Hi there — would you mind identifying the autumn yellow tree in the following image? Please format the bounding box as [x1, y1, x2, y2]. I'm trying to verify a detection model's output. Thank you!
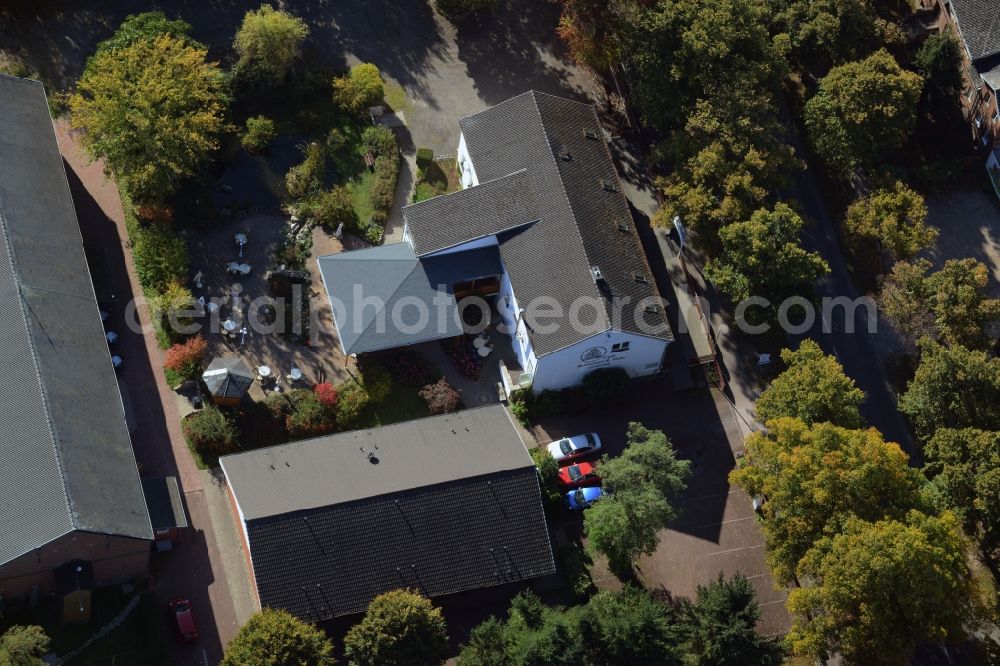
[730, 418, 924, 585]
[70, 34, 227, 205]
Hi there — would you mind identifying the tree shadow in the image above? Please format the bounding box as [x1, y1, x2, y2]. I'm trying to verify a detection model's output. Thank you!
[451, 0, 592, 106]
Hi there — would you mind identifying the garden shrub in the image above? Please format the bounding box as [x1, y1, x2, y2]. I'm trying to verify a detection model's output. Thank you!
[332, 63, 384, 114]
[150, 280, 197, 345]
[182, 405, 238, 462]
[582, 367, 630, 406]
[363, 125, 397, 157]
[530, 447, 562, 515]
[508, 387, 565, 426]
[419, 378, 462, 415]
[297, 186, 357, 229]
[131, 220, 189, 293]
[415, 147, 434, 167]
[335, 382, 370, 428]
[163, 334, 207, 385]
[325, 127, 346, 153]
[443, 337, 480, 380]
[241, 115, 276, 152]
[357, 356, 393, 404]
[285, 388, 336, 439]
[314, 383, 339, 406]
[285, 142, 326, 199]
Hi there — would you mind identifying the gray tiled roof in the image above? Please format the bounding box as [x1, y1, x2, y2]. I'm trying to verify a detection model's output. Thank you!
[458, 91, 671, 356]
[951, 0, 1000, 61]
[0, 75, 151, 565]
[202, 356, 254, 399]
[317, 242, 503, 355]
[403, 170, 538, 256]
[221, 406, 555, 619]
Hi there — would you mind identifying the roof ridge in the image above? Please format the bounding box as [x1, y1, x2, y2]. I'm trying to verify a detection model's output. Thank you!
[527, 94, 613, 335]
[402, 168, 530, 213]
[0, 197, 76, 527]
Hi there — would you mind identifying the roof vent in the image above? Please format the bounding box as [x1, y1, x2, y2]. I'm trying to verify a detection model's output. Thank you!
[617, 221, 630, 233]
[583, 128, 599, 140]
[633, 273, 648, 284]
[590, 265, 604, 283]
[600, 179, 618, 193]
[360, 445, 380, 464]
[644, 305, 661, 315]
[561, 152, 572, 161]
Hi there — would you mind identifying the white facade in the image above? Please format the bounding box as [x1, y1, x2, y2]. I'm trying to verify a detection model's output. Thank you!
[457, 133, 479, 189]
[530, 330, 668, 394]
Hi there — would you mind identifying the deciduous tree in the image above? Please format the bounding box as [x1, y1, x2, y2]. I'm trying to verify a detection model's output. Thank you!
[584, 484, 675, 574]
[804, 50, 922, 177]
[925, 428, 1000, 535]
[879, 259, 1000, 351]
[787, 511, 983, 665]
[705, 203, 829, 307]
[233, 4, 309, 87]
[842, 182, 936, 269]
[730, 418, 925, 584]
[344, 589, 449, 666]
[221, 608, 335, 666]
[597, 423, 690, 500]
[898, 340, 1000, 438]
[578, 587, 685, 666]
[333, 63, 384, 115]
[777, 0, 887, 72]
[71, 34, 227, 204]
[0, 625, 50, 666]
[914, 30, 965, 108]
[756, 339, 865, 428]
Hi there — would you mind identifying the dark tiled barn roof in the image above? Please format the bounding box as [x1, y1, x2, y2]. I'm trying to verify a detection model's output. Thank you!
[221, 406, 555, 619]
[0, 75, 151, 565]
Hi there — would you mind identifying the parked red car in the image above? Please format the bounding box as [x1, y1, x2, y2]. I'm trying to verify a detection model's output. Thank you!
[169, 599, 198, 644]
[557, 462, 601, 489]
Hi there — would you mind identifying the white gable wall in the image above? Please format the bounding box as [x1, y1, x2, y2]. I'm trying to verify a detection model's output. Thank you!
[530, 330, 668, 393]
[457, 133, 479, 188]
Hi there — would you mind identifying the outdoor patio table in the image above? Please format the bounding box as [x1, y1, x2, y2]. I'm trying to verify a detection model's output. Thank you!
[223, 319, 238, 332]
[206, 301, 220, 313]
[477, 345, 491, 358]
[226, 261, 240, 274]
[258, 366, 271, 378]
[289, 367, 303, 381]
[472, 337, 485, 349]
[237, 263, 251, 276]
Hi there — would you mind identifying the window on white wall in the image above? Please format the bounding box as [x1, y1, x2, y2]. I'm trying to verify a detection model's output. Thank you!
[611, 341, 630, 352]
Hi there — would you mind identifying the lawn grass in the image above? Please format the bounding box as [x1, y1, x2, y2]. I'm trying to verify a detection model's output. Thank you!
[66, 592, 171, 666]
[412, 158, 459, 203]
[348, 168, 377, 225]
[356, 383, 430, 428]
[383, 80, 413, 115]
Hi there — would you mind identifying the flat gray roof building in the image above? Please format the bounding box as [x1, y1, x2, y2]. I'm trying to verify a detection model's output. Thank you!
[221, 405, 555, 619]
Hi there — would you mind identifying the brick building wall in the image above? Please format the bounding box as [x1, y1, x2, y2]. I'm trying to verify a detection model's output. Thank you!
[0, 531, 150, 599]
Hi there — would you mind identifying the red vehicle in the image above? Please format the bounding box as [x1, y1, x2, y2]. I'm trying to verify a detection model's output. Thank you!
[169, 599, 198, 644]
[557, 462, 601, 489]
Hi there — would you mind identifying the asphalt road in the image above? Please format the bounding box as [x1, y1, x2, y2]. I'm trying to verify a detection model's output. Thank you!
[785, 128, 916, 458]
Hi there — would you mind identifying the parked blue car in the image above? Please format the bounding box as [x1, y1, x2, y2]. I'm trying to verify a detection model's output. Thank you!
[565, 486, 604, 510]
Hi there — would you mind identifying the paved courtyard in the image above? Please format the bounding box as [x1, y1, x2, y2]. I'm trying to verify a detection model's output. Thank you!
[532, 382, 791, 636]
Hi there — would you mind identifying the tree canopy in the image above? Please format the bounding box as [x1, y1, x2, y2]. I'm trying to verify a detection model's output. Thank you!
[684, 574, 784, 666]
[71, 33, 227, 205]
[92, 11, 198, 55]
[787, 511, 982, 665]
[924, 428, 1000, 535]
[878, 258, 1000, 351]
[233, 4, 309, 87]
[756, 339, 865, 428]
[898, 340, 1000, 438]
[730, 418, 925, 585]
[914, 30, 965, 109]
[220, 608, 335, 666]
[776, 0, 887, 73]
[842, 181, 936, 270]
[343, 589, 449, 666]
[0, 625, 49, 666]
[705, 203, 829, 306]
[333, 63, 385, 114]
[584, 423, 690, 572]
[804, 49, 922, 177]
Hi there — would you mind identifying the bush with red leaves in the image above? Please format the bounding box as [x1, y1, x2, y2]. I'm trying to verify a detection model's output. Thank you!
[418, 378, 462, 415]
[163, 335, 208, 383]
[314, 383, 339, 406]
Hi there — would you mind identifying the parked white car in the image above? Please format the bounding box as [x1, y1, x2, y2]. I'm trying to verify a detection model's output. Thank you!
[546, 433, 602, 463]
